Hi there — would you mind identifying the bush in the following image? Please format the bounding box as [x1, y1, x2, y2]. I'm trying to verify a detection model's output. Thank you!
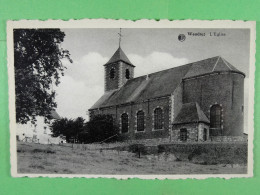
[33, 149, 44, 153]
[85, 114, 119, 143]
[50, 117, 86, 143]
[50, 114, 119, 144]
[157, 145, 166, 153]
[156, 143, 247, 165]
[32, 148, 56, 154]
[188, 148, 202, 161]
[128, 144, 147, 158]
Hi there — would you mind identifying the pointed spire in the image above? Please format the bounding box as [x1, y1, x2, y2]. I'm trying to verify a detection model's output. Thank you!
[104, 47, 135, 67]
[104, 29, 135, 67]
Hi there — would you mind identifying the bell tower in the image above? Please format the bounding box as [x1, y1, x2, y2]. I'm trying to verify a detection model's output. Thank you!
[104, 29, 135, 92]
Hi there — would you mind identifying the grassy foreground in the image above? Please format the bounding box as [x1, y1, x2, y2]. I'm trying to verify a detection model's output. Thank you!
[17, 142, 247, 175]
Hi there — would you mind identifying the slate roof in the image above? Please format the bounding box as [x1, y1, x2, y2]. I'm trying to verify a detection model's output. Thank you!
[173, 102, 210, 124]
[104, 47, 135, 66]
[90, 56, 245, 110]
[183, 56, 245, 79]
[50, 110, 61, 120]
[90, 64, 192, 109]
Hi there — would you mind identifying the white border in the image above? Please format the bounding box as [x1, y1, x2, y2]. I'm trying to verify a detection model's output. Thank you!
[7, 19, 256, 179]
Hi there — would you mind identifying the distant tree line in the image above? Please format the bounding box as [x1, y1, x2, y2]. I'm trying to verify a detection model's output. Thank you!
[50, 114, 119, 143]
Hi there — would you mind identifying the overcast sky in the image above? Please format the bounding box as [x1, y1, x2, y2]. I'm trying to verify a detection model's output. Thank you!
[55, 28, 250, 129]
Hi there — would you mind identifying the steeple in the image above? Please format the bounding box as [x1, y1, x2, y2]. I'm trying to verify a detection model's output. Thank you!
[103, 29, 135, 92]
[104, 47, 135, 67]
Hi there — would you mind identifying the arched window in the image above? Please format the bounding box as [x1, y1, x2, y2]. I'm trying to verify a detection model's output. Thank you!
[125, 69, 130, 79]
[137, 110, 145, 131]
[203, 128, 207, 141]
[210, 104, 222, 136]
[180, 128, 187, 141]
[121, 113, 128, 133]
[154, 107, 163, 130]
[110, 68, 115, 79]
[210, 105, 222, 129]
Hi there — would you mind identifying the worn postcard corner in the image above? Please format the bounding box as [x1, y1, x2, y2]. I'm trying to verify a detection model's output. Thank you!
[7, 19, 255, 179]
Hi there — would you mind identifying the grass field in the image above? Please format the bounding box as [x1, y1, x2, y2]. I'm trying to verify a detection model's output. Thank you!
[17, 142, 247, 175]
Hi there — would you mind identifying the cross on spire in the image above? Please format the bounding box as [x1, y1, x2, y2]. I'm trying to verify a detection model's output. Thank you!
[118, 28, 123, 47]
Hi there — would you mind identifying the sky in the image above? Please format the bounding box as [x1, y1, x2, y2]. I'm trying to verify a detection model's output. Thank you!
[55, 28, 250, 129]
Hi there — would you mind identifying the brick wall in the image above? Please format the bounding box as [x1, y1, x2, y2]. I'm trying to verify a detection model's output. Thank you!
[183, 72, 244, 136]
[119, 61, 134, 87]
[172, 84, 183, 122]
[104, 63, 120, 92]
[172, 123, 199, 142]
[104, 61, 134, 92]
[90, 97, 170, 140]
[198, 123, 210, 141]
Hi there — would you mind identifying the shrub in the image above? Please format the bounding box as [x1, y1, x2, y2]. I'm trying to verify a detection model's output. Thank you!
[128, 144, 147, 158]
[156, 143, 247, 165]
[188, 148, 202, 161]
[32, 148, 55, 154]
[46, 150, 55, 154]
[50, 117, 86, 143]
[157, 145, 166, 153]
[33, 149, 44, 153]
[85, 114, 119, 143]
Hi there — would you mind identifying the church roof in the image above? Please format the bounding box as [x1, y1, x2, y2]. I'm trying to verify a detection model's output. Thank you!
[104, 47, 134, 66]
[90, 56, 245, 110]
[50, 110, 61, 120]
[173, 102, 210, 125]
[90, 64, 192, 109]
[183, 56, 245, 79]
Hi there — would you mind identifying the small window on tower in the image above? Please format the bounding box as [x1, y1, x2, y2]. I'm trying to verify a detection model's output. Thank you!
[110, 68, 115, 79]
[125, 69, 130, 79]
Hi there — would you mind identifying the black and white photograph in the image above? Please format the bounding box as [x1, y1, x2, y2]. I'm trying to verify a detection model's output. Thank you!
[7, 20, 255, 179]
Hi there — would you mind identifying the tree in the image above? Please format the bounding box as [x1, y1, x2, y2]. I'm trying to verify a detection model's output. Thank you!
[50, 115, 119, 144]
[86, 114, 119, 143]
[50, 117, 86, 143]
[14, 29, 72, 124]
[50, 118, 69, 138]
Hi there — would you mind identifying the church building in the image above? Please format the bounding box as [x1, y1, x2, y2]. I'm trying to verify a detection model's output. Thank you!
[89, 46, 245, 142]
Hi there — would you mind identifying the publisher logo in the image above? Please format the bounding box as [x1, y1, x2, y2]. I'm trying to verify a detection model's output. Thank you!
[178, 34, 186, 42]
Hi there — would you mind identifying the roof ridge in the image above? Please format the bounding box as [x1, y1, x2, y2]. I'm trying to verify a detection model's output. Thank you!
[128, 56, 222, 80]
[195, 102, 200, 121]
[131, 63, 193, 81]
[125, 56, 222, 81]
[221, 57, 232, 70]
[212, 56, 221, 72]
[104, 88, 119, 94]
[195, 102, 210, 123]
